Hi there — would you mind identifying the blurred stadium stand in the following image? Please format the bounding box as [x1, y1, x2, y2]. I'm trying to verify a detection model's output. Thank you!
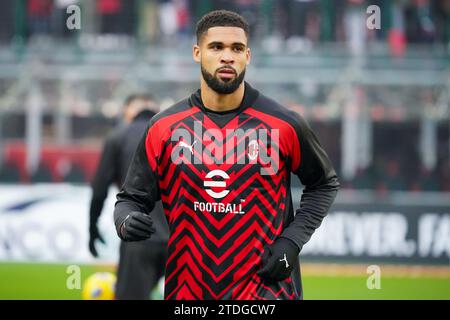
[0, 0, 448, 193]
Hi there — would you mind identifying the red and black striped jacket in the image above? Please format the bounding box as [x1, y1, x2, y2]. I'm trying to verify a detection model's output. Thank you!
[114, 82, 339, 300]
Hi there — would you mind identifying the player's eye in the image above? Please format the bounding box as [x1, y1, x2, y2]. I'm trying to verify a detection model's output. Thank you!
[211, 44, 223, 51]
[233, 46, 244, 52]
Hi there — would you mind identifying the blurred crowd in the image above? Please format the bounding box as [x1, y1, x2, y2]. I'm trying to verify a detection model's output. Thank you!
[1, 113, 449, 193]
[0, 0, 448, 52]
[287, 120, 450, 193]
[0, 0, 448, 193]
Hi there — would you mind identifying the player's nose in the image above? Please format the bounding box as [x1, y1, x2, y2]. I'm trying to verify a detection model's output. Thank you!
[220, 51, 234, 64]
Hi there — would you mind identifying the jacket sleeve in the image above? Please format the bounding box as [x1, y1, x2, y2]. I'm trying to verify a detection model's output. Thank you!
[113, 124, 160, 236]
[280, 114, 340, 251]
[89, 133, 118, 229]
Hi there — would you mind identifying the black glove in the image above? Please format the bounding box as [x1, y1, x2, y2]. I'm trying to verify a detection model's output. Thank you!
[119, 211, 155, 241]
[257, 237, 300, 282]
[88, 224, 105, 258]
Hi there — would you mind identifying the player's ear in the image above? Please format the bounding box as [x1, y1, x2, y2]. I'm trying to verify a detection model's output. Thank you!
[193, 44, 201, 64]
[246, 47, 251, 65]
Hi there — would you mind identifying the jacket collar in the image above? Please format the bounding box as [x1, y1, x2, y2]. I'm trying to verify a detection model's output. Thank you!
[189, 81, 259, 114]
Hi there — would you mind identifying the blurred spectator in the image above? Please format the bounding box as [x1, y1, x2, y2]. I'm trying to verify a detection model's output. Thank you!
[352, 166, 375, 190]
[158, 0, 178, 42]
[175, 0, 191, 36]
[274, 0, 319, 41]
[157, 0, 192, 42]
[88, 93, 169, 300]
[388, 0, 407, 57]
[97, 0, 135, 34]
[137, 0, 161, 43]
[439, 163, 450, 192]
[0, 0, 15, 42]
[27, 0, 53, 36]
[405, 0, 436, 43]
[381, 159, 408, 191]
[234, 0, 259, 37]
[344, 0, 367, 56]
[411, 166, 440, 192]
[51, 0, 80, 39]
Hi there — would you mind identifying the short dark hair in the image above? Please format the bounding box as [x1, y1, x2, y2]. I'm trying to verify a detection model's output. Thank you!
[196, 10, 250, 44]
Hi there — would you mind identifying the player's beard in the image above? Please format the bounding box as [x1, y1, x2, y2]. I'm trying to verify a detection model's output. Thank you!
[201, 65, 246, 94]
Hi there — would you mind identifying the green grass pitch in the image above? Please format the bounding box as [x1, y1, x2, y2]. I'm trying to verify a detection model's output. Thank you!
[302, 275, 450, 300]
[0, 263, 449, 300]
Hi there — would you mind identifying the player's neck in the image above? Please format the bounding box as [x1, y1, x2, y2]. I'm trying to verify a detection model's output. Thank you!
[200, 80, 245, 112]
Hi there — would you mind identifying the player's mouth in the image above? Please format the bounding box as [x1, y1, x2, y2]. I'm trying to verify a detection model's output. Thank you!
[217, 67, 236, 80]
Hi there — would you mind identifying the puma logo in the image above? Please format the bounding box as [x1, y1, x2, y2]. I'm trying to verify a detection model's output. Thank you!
[178, 140, 197, 155]
[279, 254, 289, 269]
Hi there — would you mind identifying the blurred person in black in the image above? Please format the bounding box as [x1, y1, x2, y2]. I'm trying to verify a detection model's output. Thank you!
[89, 94, 169, 300]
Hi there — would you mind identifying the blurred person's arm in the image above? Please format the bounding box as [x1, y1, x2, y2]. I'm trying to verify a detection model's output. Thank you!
[114, 126, 160, 241]
[89, 133, 119, 255]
